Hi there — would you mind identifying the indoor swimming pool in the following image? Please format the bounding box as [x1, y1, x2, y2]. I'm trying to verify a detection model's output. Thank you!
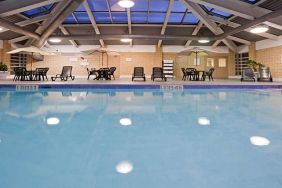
[0, 88, 282, 188]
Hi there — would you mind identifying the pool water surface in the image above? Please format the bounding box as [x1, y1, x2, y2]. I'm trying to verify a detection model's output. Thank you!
[0, 89, 282, 188]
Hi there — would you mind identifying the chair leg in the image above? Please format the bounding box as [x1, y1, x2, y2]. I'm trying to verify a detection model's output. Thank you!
[88, 74, 90, 80]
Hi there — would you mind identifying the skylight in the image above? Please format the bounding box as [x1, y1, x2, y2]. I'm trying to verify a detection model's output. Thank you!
[240, 0, 261, 4]
[202, 5, 233, 18]
[22, 4, 54, 17]
[62, 0, 201, 25]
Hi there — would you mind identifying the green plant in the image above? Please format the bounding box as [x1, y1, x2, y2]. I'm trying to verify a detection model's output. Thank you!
[246, 60, 263, 72]
[0, 62, 8, 71]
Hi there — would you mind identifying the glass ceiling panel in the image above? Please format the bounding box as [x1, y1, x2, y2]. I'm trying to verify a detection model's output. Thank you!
[22, 4, 54, 17]
[76, 4, 86, 11]
[183, 13, 199, 24]
[171, 1, 187, 12]
[94, 13, 112, 23]
[74, 12, 90, 23]
[131, 0, 149, 11]
[202, 5, 233, 18]
[131, 13, 148, 23]
[148, 13, 166, 23]
[150, 0, 169, 12]
[168, 13, 185, 23]
[63, 16, 77, 24]
[89, 0, 108, 11]
[112, 12, 128, 23]
[109, 0, 126, 11]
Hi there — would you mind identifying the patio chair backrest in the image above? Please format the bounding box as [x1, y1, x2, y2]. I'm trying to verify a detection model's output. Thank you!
[61, 66, 72, 76]
[259, 67, 271, 78]
[134, 67, 144, 76]
[186, 68, 196, 74]
[109, 67, 116, 74]
[14, 67, 26, 76]
[43, 68, 49, 75]
[207, 68, 215, 76]
[152, 67, 163, 77]
[181, 68, 187, 76]
[243, 68, 255, 78]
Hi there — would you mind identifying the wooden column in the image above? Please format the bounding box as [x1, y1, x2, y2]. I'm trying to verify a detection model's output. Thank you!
[1, 40, 11, 68]
[228, 49, 236, 76]
[249, 42, 256, 61]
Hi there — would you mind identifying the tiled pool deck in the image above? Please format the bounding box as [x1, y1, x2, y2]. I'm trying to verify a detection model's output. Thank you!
[0, 78, 282, 89]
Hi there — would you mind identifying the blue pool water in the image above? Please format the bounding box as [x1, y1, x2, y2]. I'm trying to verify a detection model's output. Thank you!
[0, 89, 282, 188]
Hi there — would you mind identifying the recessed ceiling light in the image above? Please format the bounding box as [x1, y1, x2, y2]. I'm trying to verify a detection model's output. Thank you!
[119, 118, 132, 126]
[250, 136, 270, 146]
[250, 25, 269, 34]
[120, 38, 132, 43]
[118, 0, 135, 8]
[0, 27, 3, 31]
[198, 39, 210, 44]
[46, 117, 60, 125]
[198, 117, 210, 125]
[116, 161, 133, 174]
[49, 38, 62, 43]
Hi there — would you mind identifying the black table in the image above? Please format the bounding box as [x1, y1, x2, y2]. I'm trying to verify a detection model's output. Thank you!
[194, 70, 206, 81]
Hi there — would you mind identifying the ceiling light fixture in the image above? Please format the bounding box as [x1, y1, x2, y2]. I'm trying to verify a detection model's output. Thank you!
[0, 27, 3, 32]
[198, 39, 210, 44]
[118, 0, 135, 8]
[120, 38, 132, 43]
[250, 25, 269, 34]
[49, 38, 62, 43]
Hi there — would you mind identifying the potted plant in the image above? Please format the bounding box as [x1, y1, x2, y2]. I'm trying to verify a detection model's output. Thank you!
[246, 60, 263, 72]
[0, 62, 9, 80]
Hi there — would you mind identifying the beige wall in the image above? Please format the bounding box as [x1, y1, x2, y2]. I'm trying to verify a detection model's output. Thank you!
[1, 42, 281, 79]
[29, 50, 229, 79]
[256, 45, 282, 78]
[174, 53, 229, 79]
[31, 52, 161, 77]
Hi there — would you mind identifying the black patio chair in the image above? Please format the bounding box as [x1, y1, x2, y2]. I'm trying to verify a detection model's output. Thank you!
[33, 68, 49, 81]
[181, 68, 188, 81]
[108, 67, 116, 80]
[13, 67, 27, 81]
[151, 67, 167, 81]
[42, 68, 49, 81]
[51, 66, 75, 81]
[87, 68, 98, 80]
[132, 67, 146, 81]
[186, 68, 197, 80]
[241, 68, 256, 82]
[202, 68, 215, 81]
[258, 67, 273, 82]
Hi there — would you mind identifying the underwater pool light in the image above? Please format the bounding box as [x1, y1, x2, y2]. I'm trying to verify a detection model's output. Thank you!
[116, 161, 133, 174]
[120, 118, 132, 126]
[46, 117, 60, 125]
[198, 117, 210, 125]
[250, 136, 270, 146]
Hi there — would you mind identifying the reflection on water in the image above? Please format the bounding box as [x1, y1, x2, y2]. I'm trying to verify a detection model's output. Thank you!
[0, 89, 282, 188]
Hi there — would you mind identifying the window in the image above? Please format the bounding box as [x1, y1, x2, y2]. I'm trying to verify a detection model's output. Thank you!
[207, 58, 215, 67]
[235, 53, 249, 75]
[218, 58, 227, 67]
